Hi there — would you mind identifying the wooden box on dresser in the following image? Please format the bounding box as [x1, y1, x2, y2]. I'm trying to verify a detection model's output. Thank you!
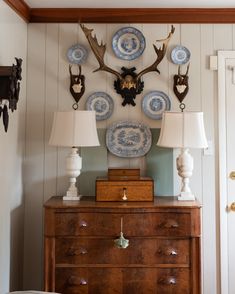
[44, 196, 201, 294]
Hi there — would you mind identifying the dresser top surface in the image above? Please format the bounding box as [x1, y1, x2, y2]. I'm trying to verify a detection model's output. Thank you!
[44, 196, 201, 209]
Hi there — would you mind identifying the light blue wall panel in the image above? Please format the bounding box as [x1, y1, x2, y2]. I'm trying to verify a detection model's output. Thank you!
[146, 129, 174, 196]
[80, 128, 173, 196]
[80, 129, 108, 196]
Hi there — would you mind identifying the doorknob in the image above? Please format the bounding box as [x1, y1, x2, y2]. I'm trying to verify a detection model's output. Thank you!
[228, 202, 235, 212]
[229, 171, 235, 180]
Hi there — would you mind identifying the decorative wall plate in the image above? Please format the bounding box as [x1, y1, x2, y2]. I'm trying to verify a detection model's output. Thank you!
[171, 46, 191, 65]
[67, 44, 88, 64]
[106, 121, 152, 158]
[112, 27, 146, 60]
[86, 92, 114, 121]
[142, 91, 171, 120]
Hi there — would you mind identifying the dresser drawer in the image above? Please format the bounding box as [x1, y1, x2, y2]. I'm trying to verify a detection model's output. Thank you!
[55, 267, 190, 294]
[55, 237, 190, 265]
[156, 268, 190, 294]
[54, 212, 191, 237]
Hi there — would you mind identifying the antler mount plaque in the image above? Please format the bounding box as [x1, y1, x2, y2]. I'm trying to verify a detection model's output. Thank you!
[81, 24, 175, 107]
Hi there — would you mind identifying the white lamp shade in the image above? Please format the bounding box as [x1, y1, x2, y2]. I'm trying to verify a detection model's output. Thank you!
[157, 111, 208, 149]
[49, 110, 100, 147]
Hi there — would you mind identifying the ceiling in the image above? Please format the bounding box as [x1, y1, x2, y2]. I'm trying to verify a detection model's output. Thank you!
[24, 0, 235, 8]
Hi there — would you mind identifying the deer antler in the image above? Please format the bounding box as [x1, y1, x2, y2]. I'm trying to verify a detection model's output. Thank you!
[80, 24, 122, 80]
[136, 25, 175, 81]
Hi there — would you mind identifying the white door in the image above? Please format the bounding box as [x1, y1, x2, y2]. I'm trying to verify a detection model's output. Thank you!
[218, 51, 235, 294]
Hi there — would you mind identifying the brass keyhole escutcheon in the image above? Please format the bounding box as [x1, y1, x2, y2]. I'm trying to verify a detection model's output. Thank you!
[122, 188, 127, 201]
[229, 171, 235, 180]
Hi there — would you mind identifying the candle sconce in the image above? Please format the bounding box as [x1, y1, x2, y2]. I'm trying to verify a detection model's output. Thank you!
[0, 57, 22, 132]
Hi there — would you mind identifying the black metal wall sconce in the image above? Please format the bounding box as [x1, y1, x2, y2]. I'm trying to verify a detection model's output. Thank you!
[0, 57, 22, 132]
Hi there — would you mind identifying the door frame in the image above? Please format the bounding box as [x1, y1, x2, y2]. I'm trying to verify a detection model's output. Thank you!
[218, 50, 235, 294]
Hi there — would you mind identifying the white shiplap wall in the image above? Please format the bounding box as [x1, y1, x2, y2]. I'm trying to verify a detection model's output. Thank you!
[0, 2, 27, 293]
[24, 23, 233, 293]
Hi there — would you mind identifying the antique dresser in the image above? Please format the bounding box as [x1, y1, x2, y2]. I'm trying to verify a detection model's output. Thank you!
[44, 196, 201, 294]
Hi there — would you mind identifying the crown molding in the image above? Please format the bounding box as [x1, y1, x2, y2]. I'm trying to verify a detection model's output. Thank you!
[3, 4, 235, 24]
[4, 0, 30, 22]
[29, 8, 235, 23]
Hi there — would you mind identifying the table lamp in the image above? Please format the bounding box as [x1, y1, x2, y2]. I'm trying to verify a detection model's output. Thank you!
[157, 111, 208, 200]
[49, 110, 100, 201]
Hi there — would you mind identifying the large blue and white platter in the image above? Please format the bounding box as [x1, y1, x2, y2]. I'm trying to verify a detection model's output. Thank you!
[86, 92, 114, 121]
[112, 27, 146, 60]
[142, 91, 171, 120]
[106, 121, 152, 158]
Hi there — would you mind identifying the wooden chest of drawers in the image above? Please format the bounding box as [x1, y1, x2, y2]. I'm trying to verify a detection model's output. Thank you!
[44, 196, 201, 294]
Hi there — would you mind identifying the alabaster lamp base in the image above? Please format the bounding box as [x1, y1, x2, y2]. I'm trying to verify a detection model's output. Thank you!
[176, 148, 195, 201]
[178, 192, 195, 201]
[62, 147, 82, 201]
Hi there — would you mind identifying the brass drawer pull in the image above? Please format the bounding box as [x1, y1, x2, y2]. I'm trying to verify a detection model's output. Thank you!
[67, 276, 87, 286]
[170, 249, 178, 256]
[79, 220, 88, 228]
[158, 277, 177, 285]
[79, 248, 88, 255]
[80, 278, 87, 285]
[160, 219, 179, 229]
[157, 248, 178, 256]
[67, 247, 88, 256]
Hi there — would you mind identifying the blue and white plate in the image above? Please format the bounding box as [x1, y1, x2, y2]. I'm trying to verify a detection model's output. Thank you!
[106, 121, 152, 158]
[142, 91, 171, 120]
[171, 46, 190, 65]
[67, 44, 88, 64]
[86, 92, 114, 121]
[112, 27, 146, 60]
